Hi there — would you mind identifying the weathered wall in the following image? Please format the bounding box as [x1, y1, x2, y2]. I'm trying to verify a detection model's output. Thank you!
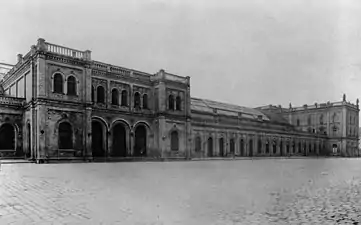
[45, 107, 85, 158]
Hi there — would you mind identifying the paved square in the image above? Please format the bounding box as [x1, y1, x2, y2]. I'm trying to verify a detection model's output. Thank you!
[1, 159, 361, 224]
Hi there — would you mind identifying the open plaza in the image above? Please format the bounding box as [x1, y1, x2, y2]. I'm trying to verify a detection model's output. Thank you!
[1, 158, 361, 224]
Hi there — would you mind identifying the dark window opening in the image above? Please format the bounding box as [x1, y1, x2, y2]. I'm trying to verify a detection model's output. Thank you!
[58, 122, 73, 149]
[134, 92, 141, 109]
[96, 86, 105, 103]
[143, 94, 148, 109]
[121, 90, 128, 106]
[67, 76, 77, 96]
[111, 89, 119, 105]
[169, 95, 174, 110]
[54, 73, 63, 94]
[176, 96, 181, 111]
[171, 131, 179, 151]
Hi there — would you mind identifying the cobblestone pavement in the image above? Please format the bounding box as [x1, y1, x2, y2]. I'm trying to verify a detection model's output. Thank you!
[1, 159, 361, 224]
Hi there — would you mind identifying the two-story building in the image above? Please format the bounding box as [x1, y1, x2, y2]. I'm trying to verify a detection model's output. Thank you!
[0, 38, 358, 163]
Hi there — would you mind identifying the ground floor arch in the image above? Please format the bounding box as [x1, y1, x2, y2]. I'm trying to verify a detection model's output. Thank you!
[0, 123, 15, 150]
[112, 123, 127, 157]
[134, 125, 147, 156]
[219, 138, 224, 157]
[92, 120, 106, 157]
[208, 137, 213, 157]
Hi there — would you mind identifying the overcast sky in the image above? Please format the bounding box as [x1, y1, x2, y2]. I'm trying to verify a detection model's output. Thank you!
[1, 0, 361, 108]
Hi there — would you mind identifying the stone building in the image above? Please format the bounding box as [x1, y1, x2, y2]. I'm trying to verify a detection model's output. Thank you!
[0, 38, 358, 162]
[257, 96, 360, 157]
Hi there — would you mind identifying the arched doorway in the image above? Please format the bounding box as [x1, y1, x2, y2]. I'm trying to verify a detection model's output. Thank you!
[27, 123, 31, 158]
[92, 121, 105, 157]
[219, 138, 224, 157]
[332, 144, 338, 155]
[240, 139, 244, 156]
[265, 141, 269, 154]
[207, 137, 213, 157]
[170, 131, 179, 152]
[272, 141, 277, 154]
[134, 125, 147, 156]
[249, 139, 253, 157]
[58, 122, 73, 149]
[112, 124, 127, 157]
[230, 138, 235, 155]
[0, 124, 15, 150]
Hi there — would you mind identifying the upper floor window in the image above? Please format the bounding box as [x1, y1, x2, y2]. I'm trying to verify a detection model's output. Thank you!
[121, 90, 128, 106]
[111, 89, 119, 105]
[91, 86, 94, 102]
[134, 92, 141, 109]
[143, 94, 148, 109]
[176, 96, 181, 111]
[54, 73, 63, 94]
[168, 94, 174, 110]
[97, 86, 105, 103]
[296, 119, 300, 126]
[67, 76, 77, 96]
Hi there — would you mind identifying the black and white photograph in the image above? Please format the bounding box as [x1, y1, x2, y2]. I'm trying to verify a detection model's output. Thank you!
[1, 0, 361, 224]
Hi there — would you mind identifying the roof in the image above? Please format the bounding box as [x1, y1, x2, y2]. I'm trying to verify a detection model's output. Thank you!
[191, 97, 270, 121]
[259, 110, 292, 126]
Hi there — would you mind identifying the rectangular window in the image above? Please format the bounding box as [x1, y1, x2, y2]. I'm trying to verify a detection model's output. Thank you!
[9, 84, 16, 97]
[17, 76, 25, 98]
[25, 72, 32, 101]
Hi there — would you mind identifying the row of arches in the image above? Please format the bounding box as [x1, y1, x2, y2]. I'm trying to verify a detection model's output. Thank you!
[91, 119, 149, 157]
[193, 135, 323, 157]
[53, 73, 77, 95]
[92, 86, 149, 109]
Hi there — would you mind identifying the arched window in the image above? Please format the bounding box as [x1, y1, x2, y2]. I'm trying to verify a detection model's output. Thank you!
[91, 86, 95, 102]
[121, 90, 128, 106]
[67, 76, 77, 96]
[134, 92, 141, 109]
[96, 86, 105, 103]
[111, 89, 119, 105]
[53, 73, 63, 94]
[195, 136, 201, 152]
[171, 131, 179, 151]
[176, 96, 181, 111]
[169, 95, 174, 110]
[58, 122, 73, 149]
[143, 94, 148, 109]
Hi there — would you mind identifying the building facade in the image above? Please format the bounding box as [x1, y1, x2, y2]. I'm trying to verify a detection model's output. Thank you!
[0, 38, 358, 163]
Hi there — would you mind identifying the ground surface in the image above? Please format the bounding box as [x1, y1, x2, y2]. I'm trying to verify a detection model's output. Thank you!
[1, 158, 361, 225]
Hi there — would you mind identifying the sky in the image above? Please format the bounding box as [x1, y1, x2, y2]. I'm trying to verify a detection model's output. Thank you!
[1, 0, 361, 108]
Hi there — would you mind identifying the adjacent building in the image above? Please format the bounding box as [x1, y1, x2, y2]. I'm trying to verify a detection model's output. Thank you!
[0, 38, 358, 163]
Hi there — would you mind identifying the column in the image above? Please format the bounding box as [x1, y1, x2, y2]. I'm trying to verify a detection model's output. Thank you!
[84, 107, 92, 160]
